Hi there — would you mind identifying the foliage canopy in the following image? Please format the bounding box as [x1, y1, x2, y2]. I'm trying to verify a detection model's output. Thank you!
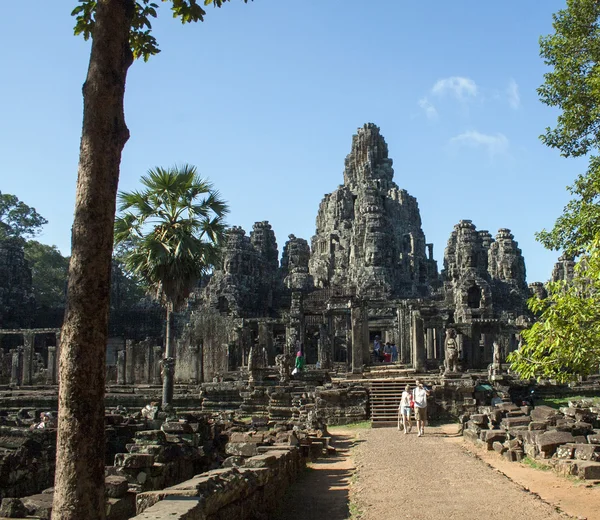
[0, 192, 48, 241]
[114, 164, 228, 310]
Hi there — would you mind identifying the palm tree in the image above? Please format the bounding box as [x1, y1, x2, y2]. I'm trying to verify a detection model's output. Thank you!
[114, 164, 228, 406]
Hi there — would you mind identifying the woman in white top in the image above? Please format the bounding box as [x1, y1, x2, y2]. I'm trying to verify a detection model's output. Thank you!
[398, 384, 412, 433]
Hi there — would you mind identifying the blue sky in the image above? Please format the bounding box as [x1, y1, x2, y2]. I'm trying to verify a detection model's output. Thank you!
[0, 1, 584, 283]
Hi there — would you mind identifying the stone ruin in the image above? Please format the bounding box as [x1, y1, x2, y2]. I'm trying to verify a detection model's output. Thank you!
[2, 123, 599, 519]
[463, 396, 600, 480]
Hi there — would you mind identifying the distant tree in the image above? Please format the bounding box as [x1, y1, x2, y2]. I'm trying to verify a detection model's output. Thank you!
[509, 0, 600, 381]
[0, 192, 47, 241]
[114, 165, 227, 407]
[56, 2, 251, 519]
[24, 241, 69, 309]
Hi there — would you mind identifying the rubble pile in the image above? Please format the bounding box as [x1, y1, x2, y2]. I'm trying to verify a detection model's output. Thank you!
[463, 398, 600, 480]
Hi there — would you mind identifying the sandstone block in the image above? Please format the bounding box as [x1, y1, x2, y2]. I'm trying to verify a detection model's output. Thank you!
[225, 442, 259, 457]
[574, 460, 600, 479]
[106, 475, 129, 498]
[134, 430, 167, 445]
[537, 431, 576, 458]
[501, 416, 531, 429]
[161, 421, 194, 434]
[114, 453, 155, 469]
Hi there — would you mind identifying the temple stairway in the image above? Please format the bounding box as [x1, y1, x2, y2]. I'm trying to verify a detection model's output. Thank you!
[368, 376, 417, 427]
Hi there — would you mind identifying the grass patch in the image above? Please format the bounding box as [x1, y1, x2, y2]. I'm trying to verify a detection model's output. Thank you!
[521, 456, 552, 471]
[349, 500, 363, 519]
[329, 421, 371, 430]
[537, 396, 600, 409]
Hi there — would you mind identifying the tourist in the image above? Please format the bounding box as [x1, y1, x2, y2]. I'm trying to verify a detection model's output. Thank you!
[383, 342, 392, 363]
[412, 379, 431, 437]
[398, 384, 412, 433]
[294, 349, 305, 376]
[391, 342, 398, 363]
[373, 335, 382, 362]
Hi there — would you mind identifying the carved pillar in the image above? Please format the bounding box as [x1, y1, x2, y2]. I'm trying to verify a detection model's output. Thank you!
[10, 348, 20, 386]
[411, 311, 425, 372]
[153, 346, 162, 384]
[198, 343, 204, 383]
[125, 339, 134, 385]
[189, 345, 199, 384]
[426, 328, 435, 360]
[47, 346, 57, 385]
[362, 306, 370, 365]
[145, 344, 152, 383]
[22, 333, 34, 386]
[398, 305, 411, 364]
[317, 322, 332, 369]
[351, 304, 364, 373]
[116, 350, 126, 384]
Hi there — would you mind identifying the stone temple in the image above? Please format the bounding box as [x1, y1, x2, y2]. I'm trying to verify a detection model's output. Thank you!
[0, 123, 548, 389]
[165, 122, 537, 383]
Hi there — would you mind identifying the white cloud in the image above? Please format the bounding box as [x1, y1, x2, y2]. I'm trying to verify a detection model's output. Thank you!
[448, 131, 509, 157]
[418, 97, 438, 120]
[431, 76, 478, 100]
[506, 78, 520, 109]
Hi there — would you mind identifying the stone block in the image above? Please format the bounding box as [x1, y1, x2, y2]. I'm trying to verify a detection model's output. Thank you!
[588, 432, 600, 444]
[225, 442, 259, 457]
[574, 461, 600, 480]
[492, 441, 506, 454]
[572, 443, 600, 461]
[470, 414, 488, 426]
[244, 453, 279, 469]
[222, 456, 245, 468]
[106, 492, 136, 520]
[0, 498, 27, 518]
[106, 475, 129, 498]
[536, 431, 576, 458]
[528, 421, 547, 431]
[136, 489, 199, 514]
[495, 403, 520, 412]
[530, 405, 561, 424]
[501, 416, 531, 429]
[114, 453, 155, 469]
[134, 430, 167, 445]
[503, 449, 524, 462]
[556, 444, 575, 459]
[161, 421, 194, 434]
[133, 497, 205, 520]
[572, 421, 594, 437]
[463, 429, 479, 444]
[506, 411, 526, 418]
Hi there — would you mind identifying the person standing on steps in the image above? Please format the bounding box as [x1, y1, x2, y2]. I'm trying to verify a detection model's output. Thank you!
[398, 384, 412, 433]
[413, 379, 430, 437]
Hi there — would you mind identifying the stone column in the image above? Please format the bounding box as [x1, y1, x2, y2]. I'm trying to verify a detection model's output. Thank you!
[189, 345, 199, 384]
[153, 346, 162, 384]
[116, 350, 126, 384]
[198, 343, 204, 383]
[22, 333, 34, 386]
[125, 340, 134, 385]
[426, 328, 435, 360]
[457, 333, 465, 367]
[145, 344, 152, 383]
[10, 348, 20, 386]
[398, 305, 411, 364]
[55, 331, 61, 369]
[47, 346, 57, 385]
[362, 307, 370, 365]
[351, 305, 364, 373]
[411, 311, 425, 372]
[317, 322, 332, 369]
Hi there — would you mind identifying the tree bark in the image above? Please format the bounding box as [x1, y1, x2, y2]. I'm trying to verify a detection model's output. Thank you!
[53, 1, 133, 519]
[162, 304, 175, 407]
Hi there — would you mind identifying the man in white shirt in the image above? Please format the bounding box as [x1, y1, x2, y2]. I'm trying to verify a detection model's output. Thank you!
[412, 379, 431, 437]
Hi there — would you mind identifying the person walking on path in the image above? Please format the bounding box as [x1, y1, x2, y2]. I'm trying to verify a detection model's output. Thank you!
[412, 379, 430, 437]
[398, 384, 412, 433]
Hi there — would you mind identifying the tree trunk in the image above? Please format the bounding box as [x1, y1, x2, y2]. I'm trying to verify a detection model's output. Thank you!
[162, 304, 175, 407]
[53, 2, 133, 519]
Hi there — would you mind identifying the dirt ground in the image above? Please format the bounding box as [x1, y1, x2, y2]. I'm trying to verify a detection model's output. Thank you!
[275, 424, 600, 520]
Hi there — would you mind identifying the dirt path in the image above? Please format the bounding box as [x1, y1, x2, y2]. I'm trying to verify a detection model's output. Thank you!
[274, 430, 356, 520]
[276, 425, 599, 520]
[352, 426, 569, 520]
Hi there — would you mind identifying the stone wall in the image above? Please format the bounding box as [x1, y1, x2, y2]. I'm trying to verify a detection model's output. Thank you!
[133, 447, 305, 520]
